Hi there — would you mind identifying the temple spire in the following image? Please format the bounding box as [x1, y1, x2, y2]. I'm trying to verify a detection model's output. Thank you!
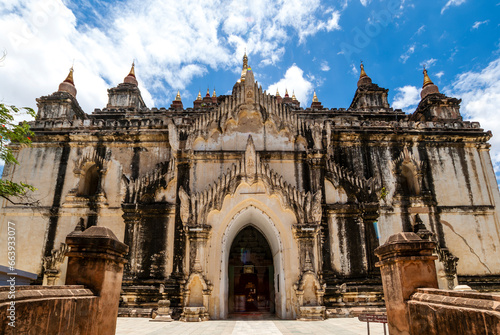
[311, 90, 323, 109]
[292, 90, 297, 101]
[206, 87, 210, 97]
[64, 66, 74, 85]
[359, 62, 367, 79]
[243, 51, 248, 70]
[240, 51, 249, 82]
[211, 88, 217, 103]
[196, 90, 202, 100]
[124, 61, 138, 85]
[58, 66, 77, 97]
[357, 61, 372, 87]
[128, 61, 136, 78]
[420, 67, 440, 99]
[276, 88, 280, 97]
[175, 90, 182, 101]
[423, 67, 434, 87]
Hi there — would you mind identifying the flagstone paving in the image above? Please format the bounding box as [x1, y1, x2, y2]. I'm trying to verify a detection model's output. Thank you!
[116, 317, 387, 335]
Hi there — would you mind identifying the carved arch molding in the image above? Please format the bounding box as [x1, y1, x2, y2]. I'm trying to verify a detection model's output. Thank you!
[64, 147, 110, 206]
[179, 135, 322, 227]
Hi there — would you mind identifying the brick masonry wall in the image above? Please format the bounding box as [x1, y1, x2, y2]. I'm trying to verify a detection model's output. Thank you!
[0, 285, 98, 335]
[408, 288, 500, 335]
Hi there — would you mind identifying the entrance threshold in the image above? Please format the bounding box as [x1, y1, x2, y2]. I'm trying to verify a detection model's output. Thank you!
[227, 312, 277, 320]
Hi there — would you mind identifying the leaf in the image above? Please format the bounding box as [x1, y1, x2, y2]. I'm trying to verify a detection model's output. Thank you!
[0, 104, 36, 200]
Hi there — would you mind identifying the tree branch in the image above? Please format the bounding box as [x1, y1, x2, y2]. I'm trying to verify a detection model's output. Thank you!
[1, 194, 40, 207]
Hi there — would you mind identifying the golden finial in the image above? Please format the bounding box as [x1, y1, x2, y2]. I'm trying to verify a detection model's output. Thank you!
[312, 90, 319, 103]
[276, 88, 280, 97]
[423, 67, 434, 87]
[359, 61, 367, 79]
[128, 61, 136, 78]
[64, 66, 74, 85]
[206, 87, 210, 97]
[175, 90, 181, 101]
[196, 90, 202, 100]
[243, 50, 248, 69]
[240, 50, 249, 82]
[292, 90, 297, 101]
[285, 88, 289, 97]
[212, 88, 216, 98]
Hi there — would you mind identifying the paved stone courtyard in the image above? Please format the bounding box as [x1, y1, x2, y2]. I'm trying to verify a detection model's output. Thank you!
[115, 317, 386, 335]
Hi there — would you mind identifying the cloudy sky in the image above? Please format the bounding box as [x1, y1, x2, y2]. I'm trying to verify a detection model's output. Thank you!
[1, 0, 500, 180]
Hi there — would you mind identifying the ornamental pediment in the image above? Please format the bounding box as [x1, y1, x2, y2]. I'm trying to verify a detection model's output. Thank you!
[179, 135, 321, 226]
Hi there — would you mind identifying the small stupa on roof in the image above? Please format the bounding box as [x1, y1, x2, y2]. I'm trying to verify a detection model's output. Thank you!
[58, 67, 77, 97]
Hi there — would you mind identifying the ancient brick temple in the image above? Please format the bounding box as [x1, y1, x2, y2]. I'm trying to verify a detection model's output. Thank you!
[1, 54, 500, 320]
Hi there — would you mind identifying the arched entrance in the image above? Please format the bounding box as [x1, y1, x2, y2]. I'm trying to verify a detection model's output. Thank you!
[228, 226, 274, 317]
[218, 204, 288, 319]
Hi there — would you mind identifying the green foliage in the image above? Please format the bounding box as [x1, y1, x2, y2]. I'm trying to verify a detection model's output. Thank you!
[0, 103, 37, 199]
[380, 186, 388, 200]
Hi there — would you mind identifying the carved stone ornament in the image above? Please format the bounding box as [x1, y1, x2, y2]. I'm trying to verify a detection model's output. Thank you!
[244, 135, 257, 176]
[167, 119, 179, 151]
[151, 299, 173, 322]
[391, 146, 423, 173]
[42, 242, 70, 285]
[73, 147, 108, 175]
[122, 156, 176, 204]
[310, 191, 322, 223]
[180, 273, 213, 322]
[310, 122, 323, 150]
[437, 247, 459, 290]
[325, 158, 379, 197]
[179, 186, 190, 225]
[293, 271, 326, 320]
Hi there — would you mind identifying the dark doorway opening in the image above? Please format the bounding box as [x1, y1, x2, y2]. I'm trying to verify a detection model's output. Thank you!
[228, 226, 275, 319]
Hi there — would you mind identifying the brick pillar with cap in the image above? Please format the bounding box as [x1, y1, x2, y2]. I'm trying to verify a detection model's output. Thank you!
[374, 232, 438, 335]
[65, 226, 129, 335]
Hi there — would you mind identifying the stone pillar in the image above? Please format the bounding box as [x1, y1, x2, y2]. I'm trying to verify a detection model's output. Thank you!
[293, 224, 320, 273]
[181, 225, 212, 322]
[293, 224, 326, 320]
[121, 210, 140, 279]
[374, 232, 438, 335]
[308, 152, 324, 194]
[65, 226, 129, 335]
[186, 225, 212, 273]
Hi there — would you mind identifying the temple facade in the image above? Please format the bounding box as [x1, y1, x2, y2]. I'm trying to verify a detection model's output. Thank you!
[1, 54, 500, 320]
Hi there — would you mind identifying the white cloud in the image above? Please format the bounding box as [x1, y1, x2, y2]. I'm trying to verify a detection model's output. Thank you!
[419, 58, 437, 69]
[445, 57, 500, 177]
[320, 61, 330, 72]
[267, 65, 314, 106]
[435, 71, 445, 79]
[0, 0, 340, 114]
[441, 0, 466, 14]
[360, 0, 371, 6]
[400, 44, 416, 63]
[276, 1, 341, 43]
[325, 11, 341, 31]
[351, 64, 359, 75]
[415, 25, 426, 35]
[472, 20, 489, 30]
[392, 85, 421, 111]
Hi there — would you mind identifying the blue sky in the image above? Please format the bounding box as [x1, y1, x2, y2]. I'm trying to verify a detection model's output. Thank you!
[1, 0, 500, 179]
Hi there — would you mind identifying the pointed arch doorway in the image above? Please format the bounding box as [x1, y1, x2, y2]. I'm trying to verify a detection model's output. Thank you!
[218, 204, 287, 320]
[228, 226, 275, 317]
